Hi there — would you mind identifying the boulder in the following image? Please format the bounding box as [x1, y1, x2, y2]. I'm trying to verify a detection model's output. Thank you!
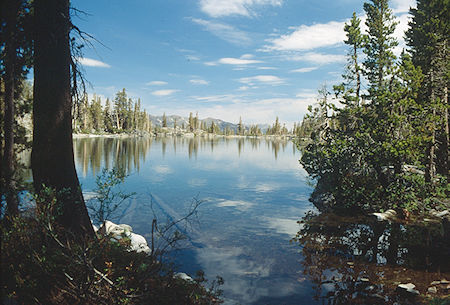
[175, 272, 193, 282]
[397, 283, 420, 295]
[99, 220, 151, 254]
[129, 232, 151, 254]
[427, 286, 437, 294]
[372, 209, 397, 222]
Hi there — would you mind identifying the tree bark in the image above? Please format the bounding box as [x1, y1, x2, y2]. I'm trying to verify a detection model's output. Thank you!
[425, 69, 437, 182]
[444, 85, 449, 182]
[3, 0, 20, 216]
[354, 44, 360, 106]
[32, 0, 93, 237]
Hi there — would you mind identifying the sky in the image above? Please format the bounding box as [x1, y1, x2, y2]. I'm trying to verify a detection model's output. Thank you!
[71, 0, 416, 127]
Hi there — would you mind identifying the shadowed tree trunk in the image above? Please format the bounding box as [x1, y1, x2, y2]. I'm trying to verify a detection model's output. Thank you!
[32, 0, 93, 237]
[2, 0, 20, 216]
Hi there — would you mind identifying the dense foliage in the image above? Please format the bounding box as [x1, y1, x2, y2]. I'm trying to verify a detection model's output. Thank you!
[299, 0, 449, 214]
[1, 200, 223, 305]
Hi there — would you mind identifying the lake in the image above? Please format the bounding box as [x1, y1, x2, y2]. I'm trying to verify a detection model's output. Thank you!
[74, 136, 316, 304]
[73, 136, 450, 305]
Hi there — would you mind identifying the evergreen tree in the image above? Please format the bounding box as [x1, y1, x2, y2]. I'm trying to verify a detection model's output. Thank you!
[162, 112, 167, 128]
[188, 112, 194, 132]
[103, 98, 114, 132]
[363, 0, 398, 94]
[90, 94, 103, 132]
[114, 88, 128, 130]
[334, 12, 365, 106]
[406, 0, 449, 181]
[237, 116, 243, 135]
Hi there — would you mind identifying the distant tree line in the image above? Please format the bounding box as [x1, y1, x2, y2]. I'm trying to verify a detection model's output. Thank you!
[73, 89, 152, 134]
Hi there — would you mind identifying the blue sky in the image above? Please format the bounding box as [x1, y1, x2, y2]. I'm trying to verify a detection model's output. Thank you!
[72, 0, 416, 126]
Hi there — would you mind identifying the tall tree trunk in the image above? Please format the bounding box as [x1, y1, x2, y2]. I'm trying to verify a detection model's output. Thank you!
[444, 85, 449, 182]
[354, 44, 360, 106]
[32, 0, 93, 237]
[0, 77, 4, 204]
[3, 0, 20, 216]
[426, 69, 437, 182]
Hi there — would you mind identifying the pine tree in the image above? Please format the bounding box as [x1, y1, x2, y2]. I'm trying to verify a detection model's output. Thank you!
[237, 116, 243, 135]
[363, 0, 398, 95]
[114, 88, 128, 130]
[162, 112, 167, 128]
[188, 112, 194, 132]
[90, 94, 103, 132]
[406, 0, 449, 181]
[334, 12, 365, 106]
[103, 98, 114, 132]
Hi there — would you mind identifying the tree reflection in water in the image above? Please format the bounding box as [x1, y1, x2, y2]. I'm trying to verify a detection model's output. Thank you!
[293, 212, 450, 305]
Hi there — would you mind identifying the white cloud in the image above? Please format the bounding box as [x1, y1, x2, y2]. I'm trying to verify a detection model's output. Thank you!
[257, 66, 276, 70]
[191, 18, 252, 46]
[290, 66, 318, 73]
[289, 52, 346, 65]
[194, 94, 241, 103]
[199, 0, 283, 18]
[151, 89, 178, 96]
[195, 97, 313, 125]
[77, 57, 111, 68]
[208, 54, 262, 66]
[265, 20, 346, 51]
[239, 75, 284, 85]
[240, 54, 254, 59]
[393, 13, 412, 55]
[296, 89, 317, 99]
[159, 96, 314, 127]
[218, 57, 262, 65]
[190, 79, 210, 85]
[392, 0, 416, 13]
[186, 55, 201, 61]
[147, 81, 168, 86]
[204, 61, 218, 66]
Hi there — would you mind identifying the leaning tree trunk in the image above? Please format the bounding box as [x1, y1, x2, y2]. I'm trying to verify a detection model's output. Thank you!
[32, 0, 93, 237]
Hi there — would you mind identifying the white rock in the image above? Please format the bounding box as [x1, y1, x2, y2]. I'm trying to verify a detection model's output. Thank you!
[99, 220, 150, 254]
[102, 220, 132, 237]
[433, 210, 449, 218]
[372, 209, 397, 221]
[398, 283, 420, 295]
[129, 232, 151, 254]
[428, 286, 437, 294]
[175, 272, 193, 281]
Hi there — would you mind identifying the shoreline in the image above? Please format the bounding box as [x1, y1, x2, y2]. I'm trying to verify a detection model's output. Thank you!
[72, 131, 296, 140]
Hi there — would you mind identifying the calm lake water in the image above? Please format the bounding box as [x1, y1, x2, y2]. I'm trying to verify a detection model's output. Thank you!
[74, 136, 316, 304]
[73, 136, 450, 305]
